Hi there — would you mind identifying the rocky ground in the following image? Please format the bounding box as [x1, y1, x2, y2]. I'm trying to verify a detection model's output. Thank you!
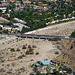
[56, 39, 75, 71]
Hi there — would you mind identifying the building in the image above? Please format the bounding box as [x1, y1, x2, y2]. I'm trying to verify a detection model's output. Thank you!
[14, 18, 26, 24]
[38, 61, 53, 65]
[23, 0, 31, 5]
[15, 2, 21, 7]
[0, 7, 6, 13]
[0, 1, 9, 6]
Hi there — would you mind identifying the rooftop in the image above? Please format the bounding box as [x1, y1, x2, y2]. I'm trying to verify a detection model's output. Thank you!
[40, 61, 53, 65]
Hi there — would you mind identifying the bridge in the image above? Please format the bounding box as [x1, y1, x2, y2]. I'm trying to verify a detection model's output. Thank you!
[16, 34, 66, 39]
[1, 33, 75, 40]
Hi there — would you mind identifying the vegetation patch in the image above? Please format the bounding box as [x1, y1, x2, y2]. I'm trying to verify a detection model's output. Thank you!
[70, 31, 75, 38]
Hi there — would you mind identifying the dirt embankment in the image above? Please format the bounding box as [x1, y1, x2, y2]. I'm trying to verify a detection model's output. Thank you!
[57, 39, 75, 70]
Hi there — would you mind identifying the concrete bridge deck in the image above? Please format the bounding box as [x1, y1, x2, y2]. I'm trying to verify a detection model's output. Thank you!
[16, 34, 66, 39]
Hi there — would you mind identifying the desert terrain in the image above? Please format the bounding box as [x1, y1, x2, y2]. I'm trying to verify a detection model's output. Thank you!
[0, 34, 60, 75]
[0, 21, 75, 75]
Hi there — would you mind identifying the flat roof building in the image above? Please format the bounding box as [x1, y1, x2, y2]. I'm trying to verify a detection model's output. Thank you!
[38, 61, 53, 65]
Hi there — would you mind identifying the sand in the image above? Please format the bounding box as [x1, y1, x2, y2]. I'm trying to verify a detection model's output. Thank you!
[0, 36, 60, 75]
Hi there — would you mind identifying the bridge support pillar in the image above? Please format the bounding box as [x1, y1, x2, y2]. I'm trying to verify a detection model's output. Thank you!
[32, 37, 34, 43]
[26, 37, 27, 38]
[46, 38, 47, 40]
[39, 37, 40, 39]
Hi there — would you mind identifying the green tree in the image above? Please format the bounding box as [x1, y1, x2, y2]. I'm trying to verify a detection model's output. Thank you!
[0, 27, 2, 30]
[68, 68, 72, 74]
[5, 7, 9, 13]
[3, 29, 8, 34]
[70, 31, 75, 38]
[0, 9, 2, 16]
[72, 0, 75, 10]
[26, 50, 29, 54]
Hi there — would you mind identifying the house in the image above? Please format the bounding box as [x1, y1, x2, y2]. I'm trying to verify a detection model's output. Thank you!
[39, 4, 49, 7]
[13, 23, 30, 28]
[23, 0, 31, 5]
[0, 7, 6, 13]
[15, 2, 21, 7]
[2, 27, 12, 31]
[1, 1, 9, 6]
[14, 18, 26, 24]
[38, 61, 53, 66]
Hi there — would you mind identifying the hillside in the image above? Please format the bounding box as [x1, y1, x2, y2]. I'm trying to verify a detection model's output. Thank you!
[57, 39, 75, 70]
[26, 21, 75, 37]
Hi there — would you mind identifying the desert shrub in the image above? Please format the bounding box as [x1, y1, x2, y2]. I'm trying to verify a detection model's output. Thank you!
[26, 50, 29, 54]
[36, 52, 39, 55]
[30, 72, 35, 75]
[2, 64, 4, 66]
[11, 62, 15, 67]
[22, 54, 25, 57]
[1, 60, 5, 62]
[10, 48, 15, 52]
[29, 51, 34, 54]
[55, 51, 59, 54]
[16, 48, 20, 51]
[0, 68, 5, 72]
[26, 50, 34, 55]
[67, 68, 72, 74]
[59, 66, 62, 70]
[63, 73, 67, 75]
[28, 45, 31, 49]
[7, 64, 10, 67]
[22, 45, 26, 49]
[18, 54, 25, 59]
[25, 44, 27, 46]
[18, 56, 23, 59]
[63, 67, 69, 71]
[32, 45, 37, 48]
[70, 31, 75, 38]
[29, 48, 34, 52]
[48, 39, 52, 41]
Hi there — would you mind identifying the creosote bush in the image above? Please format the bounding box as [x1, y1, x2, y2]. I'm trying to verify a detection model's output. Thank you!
[18, 54, 25, 59]
[22, 45, 26, 49]
[26, 50, 34, 55]
[16, 48, 20, 51]
[55, 51, 59, 54]
[36, 52, 39, 55]
[10, 48, 15, 52]
[32, 45, 37, 48]
[28, 45, 31, 49]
